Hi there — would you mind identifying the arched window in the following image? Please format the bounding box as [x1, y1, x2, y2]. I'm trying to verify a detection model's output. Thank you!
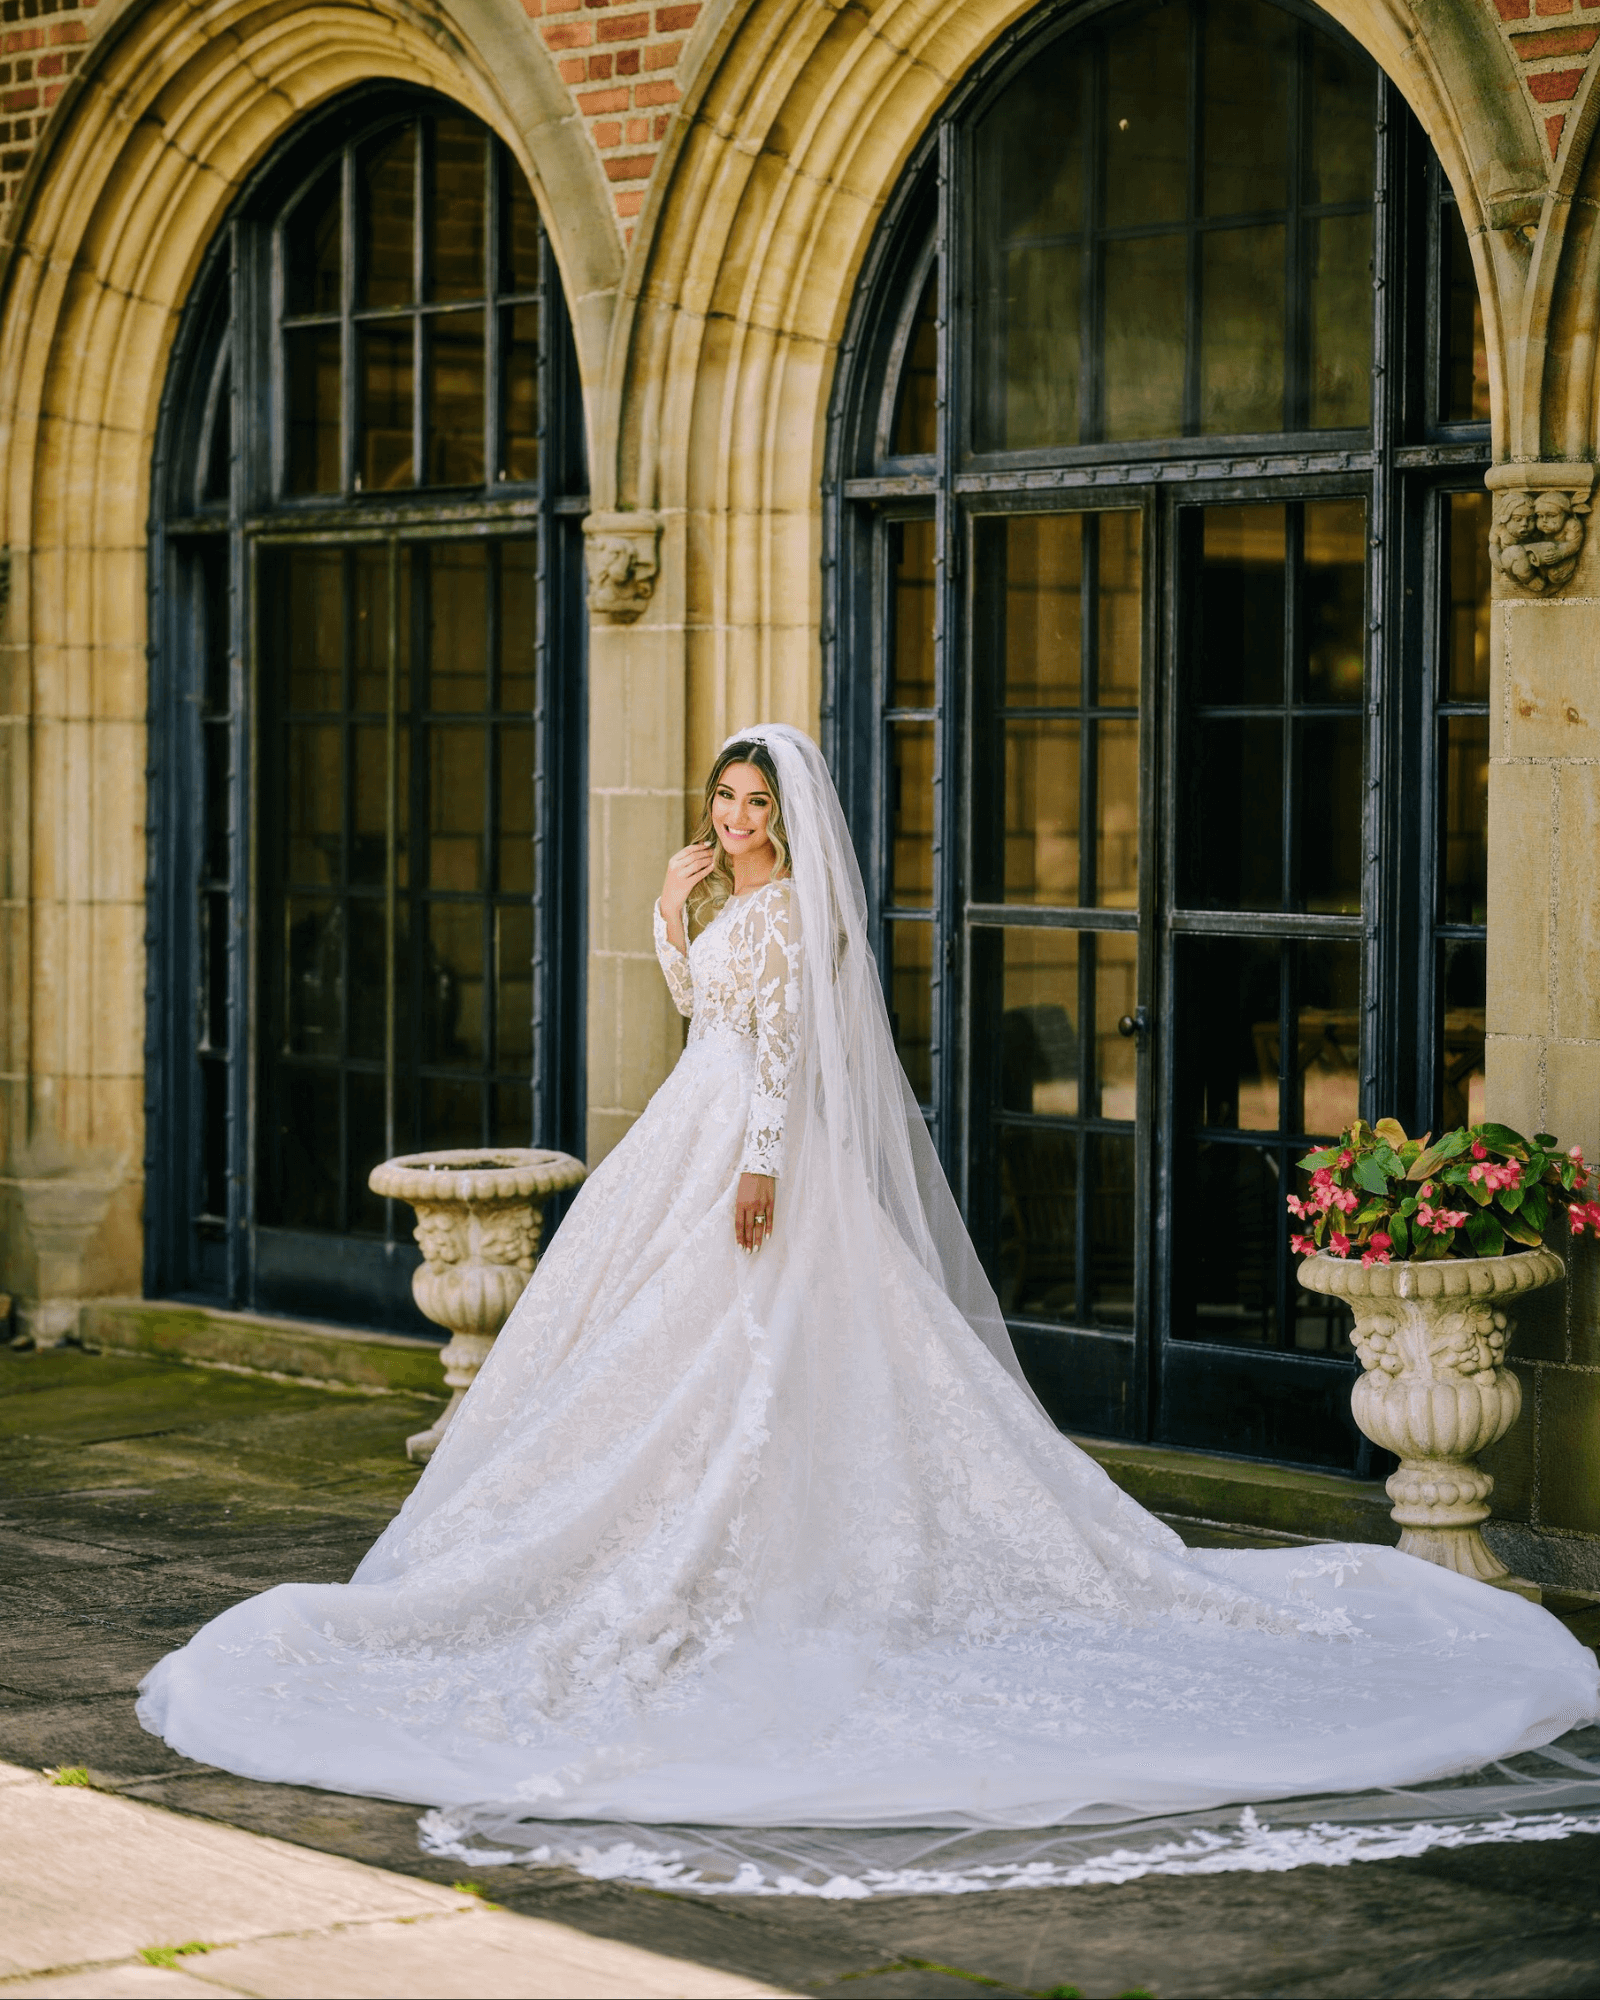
[148, 89, 588, 1331]
[828, 0, 1490, 1470]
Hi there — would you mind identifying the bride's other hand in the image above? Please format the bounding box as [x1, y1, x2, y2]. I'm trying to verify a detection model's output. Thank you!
[736, 1173, 776, 1252]
[660, 841, 716, 952]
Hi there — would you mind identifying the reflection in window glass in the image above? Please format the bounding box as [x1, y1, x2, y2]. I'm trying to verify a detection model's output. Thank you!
[972, 0, 1375, 450]
[360, 125, 416, 309]
[1444, 202, 1490, 424]
[888, 720, 935, 906]
[286, 328, 341, 494]
[1439, 938, 1486, 1129]
[427, 309, 486, 486]
[889, 919, 933, 1100]
[1005, 721, 1080, 903]
[429, 114, 485, 302]
[890, 272, 939, 456]
[1002, 514, 1082, 706]
[891, 519, 937, 706]
[1446, 491, 1492, 700]
[284, 166, 342, 317]
[1000, 928, 1079, 1116]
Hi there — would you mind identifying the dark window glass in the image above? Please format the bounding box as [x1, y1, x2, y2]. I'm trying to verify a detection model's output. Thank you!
[973, 0, 1374, 451]
[429, 113, 486, 302]
[890, 272, 938, 456]
[281, 113, 551, 498]
[360, 124, 416, 309]
[284, 165, 342, 317]
[285, 327, 341, 494]
[259, 539, 544, 1235]
[1182, 499, 1364, 914]
[1443, 202, 1490, 424]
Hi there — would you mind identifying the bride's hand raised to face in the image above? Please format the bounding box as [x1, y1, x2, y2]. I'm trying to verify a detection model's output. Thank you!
[659, 841, 716, 952]
[736, 1173, 776, 1253]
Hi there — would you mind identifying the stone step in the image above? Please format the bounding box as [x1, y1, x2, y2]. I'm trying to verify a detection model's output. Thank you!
[80, 1298, 445, 1397]
[1074, 1433, 1397, 1546]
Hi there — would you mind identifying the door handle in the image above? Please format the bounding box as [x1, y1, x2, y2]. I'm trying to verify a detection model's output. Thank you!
[1117, 1007, 1151, 1043]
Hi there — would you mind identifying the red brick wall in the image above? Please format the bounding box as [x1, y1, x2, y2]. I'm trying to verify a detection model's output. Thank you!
[0, 0, 97, 224]
[520, 0, 700, 237]
[1490, 0, 1600, 161]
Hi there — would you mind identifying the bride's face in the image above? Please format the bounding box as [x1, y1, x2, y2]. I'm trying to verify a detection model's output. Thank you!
[711, 762, 774, 863]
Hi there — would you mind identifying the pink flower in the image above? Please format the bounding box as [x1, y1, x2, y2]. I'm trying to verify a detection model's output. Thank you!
[1469, 1160, 1522, 1192]
[1360, 1244, 1391, 1268]
[1471, 1140, 1488, 1161]
[1415, 1201, 1468, 1236]
[1567, 1200, 1600, 1237]
[1290, 1233, 1318, 1256]
[1286, 1194, 1310, 1219]
[1328, 1186, 1359, 1215]
[1337, 1150, 1353, 1169]
[1369, 1231, 1392, 1253]
[1571, 1145, 1585, 1165]
[1328, 1231, 1351, 1258]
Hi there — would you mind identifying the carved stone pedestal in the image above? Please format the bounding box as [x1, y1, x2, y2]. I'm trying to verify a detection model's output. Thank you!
[1299, 1247, 1563, 1601]
[368, 1148, 587, 1462]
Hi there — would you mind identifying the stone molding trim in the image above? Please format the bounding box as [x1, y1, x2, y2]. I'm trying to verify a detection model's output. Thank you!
[583, 510, 661, 621]
[1486, 460, 1596, 594]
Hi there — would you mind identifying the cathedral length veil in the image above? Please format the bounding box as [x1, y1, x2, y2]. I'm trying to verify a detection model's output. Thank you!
[138, 723, 1600, 1891]
[732, 726, 1037, 1406]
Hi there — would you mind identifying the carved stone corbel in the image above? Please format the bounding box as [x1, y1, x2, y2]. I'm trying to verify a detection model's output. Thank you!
[1486, 462, 1594, 597]
[583, 511, 662, 624]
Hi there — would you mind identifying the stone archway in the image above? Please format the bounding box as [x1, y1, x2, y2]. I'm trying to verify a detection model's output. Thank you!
[0, 0, 620, 1326]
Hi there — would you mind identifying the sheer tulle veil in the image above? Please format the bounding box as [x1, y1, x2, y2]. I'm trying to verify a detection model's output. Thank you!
[729, 724, 1042, 1409]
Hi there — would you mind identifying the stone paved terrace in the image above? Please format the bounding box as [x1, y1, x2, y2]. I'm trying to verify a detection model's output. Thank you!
[4, 1344, 1600, 2000]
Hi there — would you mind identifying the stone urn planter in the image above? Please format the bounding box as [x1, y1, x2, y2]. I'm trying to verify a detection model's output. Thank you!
[369, 1148, 586, 1462]
[1298, 1246, 1563, 1600]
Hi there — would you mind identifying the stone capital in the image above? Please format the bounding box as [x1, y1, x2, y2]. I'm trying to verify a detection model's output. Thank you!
[583, 511, 662, 625]
[1486, 463, 1595, 597]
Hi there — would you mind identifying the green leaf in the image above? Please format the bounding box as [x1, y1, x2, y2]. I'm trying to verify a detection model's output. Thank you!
[1388, 1212, 1410, 1257]
[1354, 1201, 1390, 1228]
[1499, 1181, 1526, 1214]
[1522, 1183, 1550, 1234]
[1501, 1210, 1543, 1248]
[1535, 1132, 1559, 1149]
[1297, 1147, 1341, 1171]
[1408, 1146, 1448, 1182]
[1372, 1143, 1405, 1178]
[1465, 1210, 1505, 1258]
[1477, 1122, 1532, 1159]
[1434, 1129, 1472, 1161]
[1354, 1155, 1393, 1196]
[1467, 1177, 1493, 1206]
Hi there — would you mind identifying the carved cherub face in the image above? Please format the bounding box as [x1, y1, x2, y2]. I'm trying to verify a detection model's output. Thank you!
[1533, 492, 1571, 536]
[1497, 492, 1536, 541]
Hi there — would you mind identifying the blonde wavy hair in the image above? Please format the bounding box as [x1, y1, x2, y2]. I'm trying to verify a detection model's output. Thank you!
[685, 739, 792, 935]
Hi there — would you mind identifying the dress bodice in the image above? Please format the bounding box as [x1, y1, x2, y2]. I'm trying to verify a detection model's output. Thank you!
[653, 880, 801, 1177]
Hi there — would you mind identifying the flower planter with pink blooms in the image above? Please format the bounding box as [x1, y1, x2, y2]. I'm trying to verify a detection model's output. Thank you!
[1291, 1120, 1600, 1601]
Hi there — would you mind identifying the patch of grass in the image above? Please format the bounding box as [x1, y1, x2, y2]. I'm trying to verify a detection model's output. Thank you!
[46, 1766, 89, 1787]
[139, 1943, 214, 1969]
[450, 1878, 501, 1909]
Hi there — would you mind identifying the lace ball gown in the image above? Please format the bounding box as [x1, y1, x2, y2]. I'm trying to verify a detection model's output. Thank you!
[138, 875, 1600, 1830]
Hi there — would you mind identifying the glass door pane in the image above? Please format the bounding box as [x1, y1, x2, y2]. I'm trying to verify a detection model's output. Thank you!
[1160, 492, 1369, 1467]
[966, 508, 1146, 1437]
[254, 536, 541, 1325]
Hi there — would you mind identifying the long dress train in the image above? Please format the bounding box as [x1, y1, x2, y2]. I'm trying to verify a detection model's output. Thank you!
[138, 856, 1599, 1830]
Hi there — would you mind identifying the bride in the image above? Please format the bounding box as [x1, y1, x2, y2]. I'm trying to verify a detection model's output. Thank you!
[140, 725, 1598, 1831]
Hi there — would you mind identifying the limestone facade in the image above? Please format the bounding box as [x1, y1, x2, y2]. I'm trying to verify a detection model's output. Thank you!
[1, 0, 1599, 1579]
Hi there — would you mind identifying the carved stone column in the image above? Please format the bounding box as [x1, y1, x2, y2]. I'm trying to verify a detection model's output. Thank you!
[582, 510, 662, 623]
[1298, 1248, 1563, 1601]
[368, 1148, 587, 1462]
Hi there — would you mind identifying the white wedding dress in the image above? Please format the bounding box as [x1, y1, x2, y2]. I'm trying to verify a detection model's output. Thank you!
[139, 727, 1598, 1847]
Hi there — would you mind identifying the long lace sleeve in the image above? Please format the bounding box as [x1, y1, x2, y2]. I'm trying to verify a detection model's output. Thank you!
[740, 884, 802, 1177]
[652, 901, 695, 1018]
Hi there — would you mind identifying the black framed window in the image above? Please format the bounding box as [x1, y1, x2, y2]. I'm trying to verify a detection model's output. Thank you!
[149, 89, 588, 1330]
[827, 0, 1491, 1466]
